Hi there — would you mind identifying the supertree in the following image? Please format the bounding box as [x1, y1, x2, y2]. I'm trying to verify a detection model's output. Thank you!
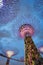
[1, 47, 19, 65]
[19, 24, 41, 65]
[6, 50, 14, 65]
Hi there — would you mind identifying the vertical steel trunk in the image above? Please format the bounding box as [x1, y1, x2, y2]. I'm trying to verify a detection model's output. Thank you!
[24, 36, 41, 65]
[6, 58, 10, 65]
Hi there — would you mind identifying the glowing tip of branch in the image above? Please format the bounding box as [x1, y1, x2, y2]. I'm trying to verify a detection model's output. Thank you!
[6, 50, 14, 58]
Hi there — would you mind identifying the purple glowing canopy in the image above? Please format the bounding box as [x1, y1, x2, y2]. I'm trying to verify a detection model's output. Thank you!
[19, 24, 34, 38]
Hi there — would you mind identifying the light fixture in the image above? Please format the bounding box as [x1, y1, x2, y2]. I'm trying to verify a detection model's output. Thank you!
[6, 50, 14, 58]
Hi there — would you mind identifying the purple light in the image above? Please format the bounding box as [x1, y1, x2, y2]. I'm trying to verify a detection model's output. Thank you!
[38, 46, 43, 54]
[19, 24, 34, 38]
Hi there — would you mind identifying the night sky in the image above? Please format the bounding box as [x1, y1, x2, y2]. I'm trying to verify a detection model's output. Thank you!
[0, 0, 43, 65]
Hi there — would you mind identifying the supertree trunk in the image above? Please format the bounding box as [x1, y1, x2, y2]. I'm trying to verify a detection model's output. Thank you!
[24, 36, 41, 65]
[6, 58, 10, 65]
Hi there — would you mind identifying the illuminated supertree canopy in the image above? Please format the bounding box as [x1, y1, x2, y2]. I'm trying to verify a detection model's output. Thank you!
[1, 47, 19, 57]
[19, 24, 34, 38]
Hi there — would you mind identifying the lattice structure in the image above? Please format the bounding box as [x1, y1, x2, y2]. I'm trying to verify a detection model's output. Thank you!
[24, 36, 41, 65]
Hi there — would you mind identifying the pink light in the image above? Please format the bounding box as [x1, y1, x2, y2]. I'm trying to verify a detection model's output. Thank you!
[19, 24, 34, 38]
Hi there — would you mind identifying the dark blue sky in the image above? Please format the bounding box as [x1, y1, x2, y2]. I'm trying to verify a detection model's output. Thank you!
[0, 0, 43, 64]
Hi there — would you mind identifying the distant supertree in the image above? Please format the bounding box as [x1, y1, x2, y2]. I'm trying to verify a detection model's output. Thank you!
[1, 47, 19, 65]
